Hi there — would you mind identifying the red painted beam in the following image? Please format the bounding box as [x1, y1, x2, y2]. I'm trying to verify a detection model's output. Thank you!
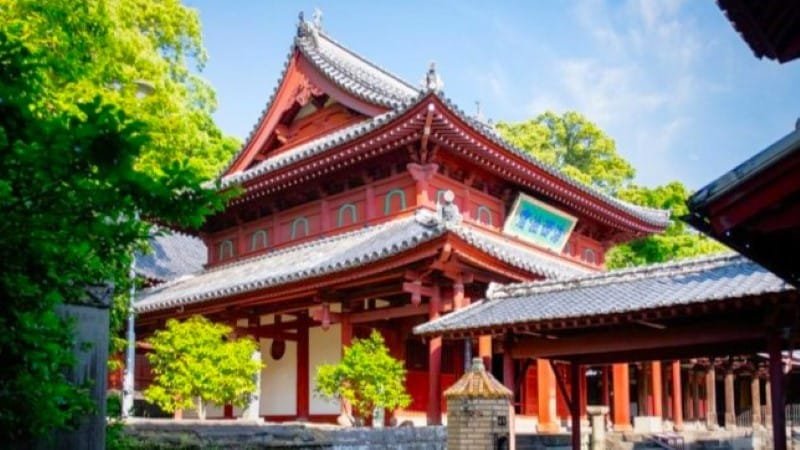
[511, 321, 766, 362]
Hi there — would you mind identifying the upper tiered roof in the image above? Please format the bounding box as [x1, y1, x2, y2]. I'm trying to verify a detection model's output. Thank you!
[218, 14, 670, 234]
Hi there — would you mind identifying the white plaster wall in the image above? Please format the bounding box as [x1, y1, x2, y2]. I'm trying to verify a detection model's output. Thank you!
[260, 338, 297, 416]
[309, 324, 342, 415]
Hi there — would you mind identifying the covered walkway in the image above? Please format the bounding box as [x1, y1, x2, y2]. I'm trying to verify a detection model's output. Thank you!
[416, 254, 798, 449]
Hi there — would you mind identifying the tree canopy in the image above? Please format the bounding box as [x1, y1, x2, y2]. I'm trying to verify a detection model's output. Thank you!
[496, 111, 726, 268]
[606, 182, 726, 268]
[0, 0, 239, 178]
[497, 111, 635, 195]
[145, 316, 262, 419]
[315, 330, 410, 424]
[0, 6, 233, 441]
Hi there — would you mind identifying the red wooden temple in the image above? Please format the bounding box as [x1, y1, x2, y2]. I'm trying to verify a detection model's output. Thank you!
[130, 14, 671, 424]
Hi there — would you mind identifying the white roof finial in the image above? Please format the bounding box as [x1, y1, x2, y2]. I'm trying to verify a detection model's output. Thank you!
[423, 61, 444, 92]
[311, 8, 323, 29]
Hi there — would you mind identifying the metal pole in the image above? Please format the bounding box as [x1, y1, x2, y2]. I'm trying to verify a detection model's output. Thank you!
[121, 259, 136, 417]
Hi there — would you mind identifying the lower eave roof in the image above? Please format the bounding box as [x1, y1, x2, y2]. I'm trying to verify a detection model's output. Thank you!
[134, 209, 589, 314]
[414, 253, 794, 337]
[688, 127, 800, 211]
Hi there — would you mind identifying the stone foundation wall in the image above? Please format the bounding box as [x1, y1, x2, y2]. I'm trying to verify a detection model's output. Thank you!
[122, 419, 445, 449]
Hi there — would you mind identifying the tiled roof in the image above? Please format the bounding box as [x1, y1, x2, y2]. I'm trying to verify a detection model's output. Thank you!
[218, 108, 411, 189]
[415, 253, 794, 335]
[218, 18, 669, 229]
[134, 231, 207, 282]
[295, 21, 419, 108]
[444, 357, 512, 399]
[689, 127, 800, 210]
[134, 209, 589, 314]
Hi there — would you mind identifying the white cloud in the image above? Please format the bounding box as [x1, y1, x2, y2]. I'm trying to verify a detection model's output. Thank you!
[522, 0, 708, 184]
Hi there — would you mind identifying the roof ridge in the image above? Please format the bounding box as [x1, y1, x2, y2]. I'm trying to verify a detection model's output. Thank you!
[312, 27, 418, 92]
[487, 252, 743, 299]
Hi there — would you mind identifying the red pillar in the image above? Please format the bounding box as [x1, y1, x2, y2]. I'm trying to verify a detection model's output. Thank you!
[769, 333, 786, 450]
[570, 363, 582, 450]
[503, 335, 515, 394]
[296, 325, 309, 420]
[613, 363, 632, 431]
[340, 314, 353, 418]
[537, 359, 559, 432]
[427, 288, 442, 425]
[651, 361, 663, 418]
[579, 366, 588, 418]
[478, 335, 492, 371]
[672, 361, 683, 430]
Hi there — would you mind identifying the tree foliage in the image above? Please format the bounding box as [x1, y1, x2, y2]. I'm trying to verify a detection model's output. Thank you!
[315, 330, 410, 424]
[497, 111, 635, 195]
[497, 110, 726, 267]
[0, 0, 240, 178]
[0, 22, 231, 441]
[605, 182, 727, 268]
[145, 316, 262, 419]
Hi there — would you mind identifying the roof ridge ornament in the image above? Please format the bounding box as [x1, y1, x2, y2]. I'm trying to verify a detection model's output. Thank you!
[296, 10, 320, 45]
[423, 61, 444, 92]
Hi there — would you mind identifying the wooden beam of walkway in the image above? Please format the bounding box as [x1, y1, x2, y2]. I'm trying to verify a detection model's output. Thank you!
[510, 320, 767, 364]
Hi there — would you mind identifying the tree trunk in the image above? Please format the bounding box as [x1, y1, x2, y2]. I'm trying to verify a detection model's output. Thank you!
[197, 397, 206, 420]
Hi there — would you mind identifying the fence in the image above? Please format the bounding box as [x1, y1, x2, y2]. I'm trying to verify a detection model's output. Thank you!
[735, 404, 800, 428]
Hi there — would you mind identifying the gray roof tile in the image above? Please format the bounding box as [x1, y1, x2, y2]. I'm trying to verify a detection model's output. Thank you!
[134, 231, 207, 282]
[415, 253, 794, 335]
[134, 210, 588, 314]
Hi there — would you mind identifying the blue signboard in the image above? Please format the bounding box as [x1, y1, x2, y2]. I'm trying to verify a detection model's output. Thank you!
[502, 193, 577, 252]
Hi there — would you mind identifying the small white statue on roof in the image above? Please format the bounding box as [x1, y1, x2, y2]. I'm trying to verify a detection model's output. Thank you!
[423, 61, 444, 92]
[312, 8, 323, 29]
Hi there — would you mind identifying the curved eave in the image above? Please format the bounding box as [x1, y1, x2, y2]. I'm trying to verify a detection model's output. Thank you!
[427, 95, 670, 233]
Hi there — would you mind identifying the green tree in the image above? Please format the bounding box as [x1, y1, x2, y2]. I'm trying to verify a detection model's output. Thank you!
[145, 316, 262, 419]
[0, 28, 230, 441]
[497, 111, 635, 195]
[315, 330, 410, 425]
[605, 182, 727, 268]
[497, 111, 725, 267]
[0, 0, 240, 178]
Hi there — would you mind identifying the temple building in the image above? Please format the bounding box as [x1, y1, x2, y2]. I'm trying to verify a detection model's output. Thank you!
[130, 14, 673, 425]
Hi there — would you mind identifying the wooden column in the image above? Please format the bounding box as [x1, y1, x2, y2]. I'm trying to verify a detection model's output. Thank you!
[296, 325, 309, 420]
[537, 359, 559, 432]
[751, 376, 762, 427]
[602, 366, 611, 407]
[478, 335, 492, 372]
[693, 372, 702, 420]
[503, 335, 515, 394]
[651, 361, 663, 418]
[340, 313, 353, 419]
[724, 369, 736, 429]
[672, 361, 684, 431]
[706, 366, 717, 429]
[768, 333, 786, 450]
[365, 184, 376, 221]
[427, 288, 442, 426]
[612, 363, 632, 431]
[684, 373, 693, 421]
[570, 363, 582, 450]
[765, 378, 773, 427]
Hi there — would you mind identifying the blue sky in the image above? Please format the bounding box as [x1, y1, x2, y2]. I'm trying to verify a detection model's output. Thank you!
[186, 0, 800, 189]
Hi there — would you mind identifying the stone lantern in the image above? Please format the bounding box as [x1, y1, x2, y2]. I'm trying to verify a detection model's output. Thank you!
[445, 357, 515, 450]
